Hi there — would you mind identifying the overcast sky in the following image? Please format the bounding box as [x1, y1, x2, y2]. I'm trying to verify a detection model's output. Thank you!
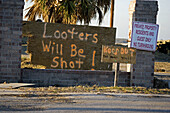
[23, 0, 170, 40]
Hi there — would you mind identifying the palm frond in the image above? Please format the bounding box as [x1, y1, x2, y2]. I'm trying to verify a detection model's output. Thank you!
[25, 0, 111, 25]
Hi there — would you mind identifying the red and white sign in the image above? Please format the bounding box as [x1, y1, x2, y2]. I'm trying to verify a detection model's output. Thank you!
[131, 21, 159, 51]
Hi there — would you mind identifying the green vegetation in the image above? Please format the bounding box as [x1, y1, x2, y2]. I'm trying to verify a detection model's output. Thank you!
[155, 51, 170, 73]
[155, 51, 170, 62]
[157, 40, 170, 55]
[25, 0, 110, 24]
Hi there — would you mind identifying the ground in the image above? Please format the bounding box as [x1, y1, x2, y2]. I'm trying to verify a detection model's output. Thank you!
[0, 88, 170, 113]
[155, 62, 170, 73]
[155, 51, 170, 73]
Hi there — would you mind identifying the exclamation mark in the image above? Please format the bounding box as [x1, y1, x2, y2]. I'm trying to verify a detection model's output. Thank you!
[91, 50, 96, 70]
[60, 44, 63, 55]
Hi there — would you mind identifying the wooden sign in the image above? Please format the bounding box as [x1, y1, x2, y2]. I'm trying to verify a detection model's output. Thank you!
[101, 45, 136, 64]
[22, 21, 116, 70]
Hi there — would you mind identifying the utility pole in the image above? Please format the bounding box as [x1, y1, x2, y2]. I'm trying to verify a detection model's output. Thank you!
[110, 0, 114, 27]
[110, 0, 119, 87]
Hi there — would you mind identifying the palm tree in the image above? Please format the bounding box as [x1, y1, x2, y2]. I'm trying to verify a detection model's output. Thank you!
[25, 0, 111, 24]
[76, 0, 110, 24]
[25, 0, 77, 24]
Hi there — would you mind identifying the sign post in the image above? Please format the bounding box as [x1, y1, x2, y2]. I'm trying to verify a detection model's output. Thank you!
[101, 45, 136, 87]
[110, 0, 118, 87]
[114, 63, 119, 87]
[101, 45, 136, 64]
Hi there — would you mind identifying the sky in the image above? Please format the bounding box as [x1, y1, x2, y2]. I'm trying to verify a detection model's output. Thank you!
[23, 0, 170, 40]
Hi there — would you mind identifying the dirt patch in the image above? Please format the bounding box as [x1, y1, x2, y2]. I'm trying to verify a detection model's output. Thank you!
[0, 88, 73, 111]
[0, 86, 170, 111]
[154, 51, 170, 73]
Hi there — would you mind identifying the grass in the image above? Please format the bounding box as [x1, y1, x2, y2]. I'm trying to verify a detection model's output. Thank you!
[19, 86, 170, 95]
[154, 51, 170, 73]
[155, 51, 170, 62]
[155, 62, 170, 73]
[21, 57, 46, 69]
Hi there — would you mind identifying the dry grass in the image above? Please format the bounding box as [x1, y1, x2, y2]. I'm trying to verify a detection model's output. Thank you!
[154, 51, 170, 73]
[155, 62, 170, 73]
[21, 57, 46, 69]
[19, 86, 170, 95]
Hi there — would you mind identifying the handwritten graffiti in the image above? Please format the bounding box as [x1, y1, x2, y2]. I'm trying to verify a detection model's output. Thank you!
[42, 23, 101, 69]
[101, 45, 136, 64]
[23, 21, 116, 70]
[43, 23, 98, 44]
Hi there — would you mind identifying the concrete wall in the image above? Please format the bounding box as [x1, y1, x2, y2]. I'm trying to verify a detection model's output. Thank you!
[128, 0, 158, 87]
[21, 69, 130, 87]
[0, 0, 24, 83]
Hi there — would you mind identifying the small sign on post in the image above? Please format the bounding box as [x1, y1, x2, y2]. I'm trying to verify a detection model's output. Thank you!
[131, 21, 159, 51]
[101, 45, 136, 87]
[101, 45, 136, 64]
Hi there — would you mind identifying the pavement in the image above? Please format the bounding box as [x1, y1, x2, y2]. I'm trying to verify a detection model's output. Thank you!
[0, 89, 27, 95]
[154, 72, 170, 77]
[0, 83, 170, 113]
[0, 92, 170, 113]
[154, 72, 170, 88]
[0, 83, 35, 89]
[59, 92, 170, 98]
[0, 83, 35, 96]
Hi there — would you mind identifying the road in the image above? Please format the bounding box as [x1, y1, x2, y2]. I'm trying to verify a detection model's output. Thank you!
[155, 72, 170, 88]
[0, 92, 170, 113]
